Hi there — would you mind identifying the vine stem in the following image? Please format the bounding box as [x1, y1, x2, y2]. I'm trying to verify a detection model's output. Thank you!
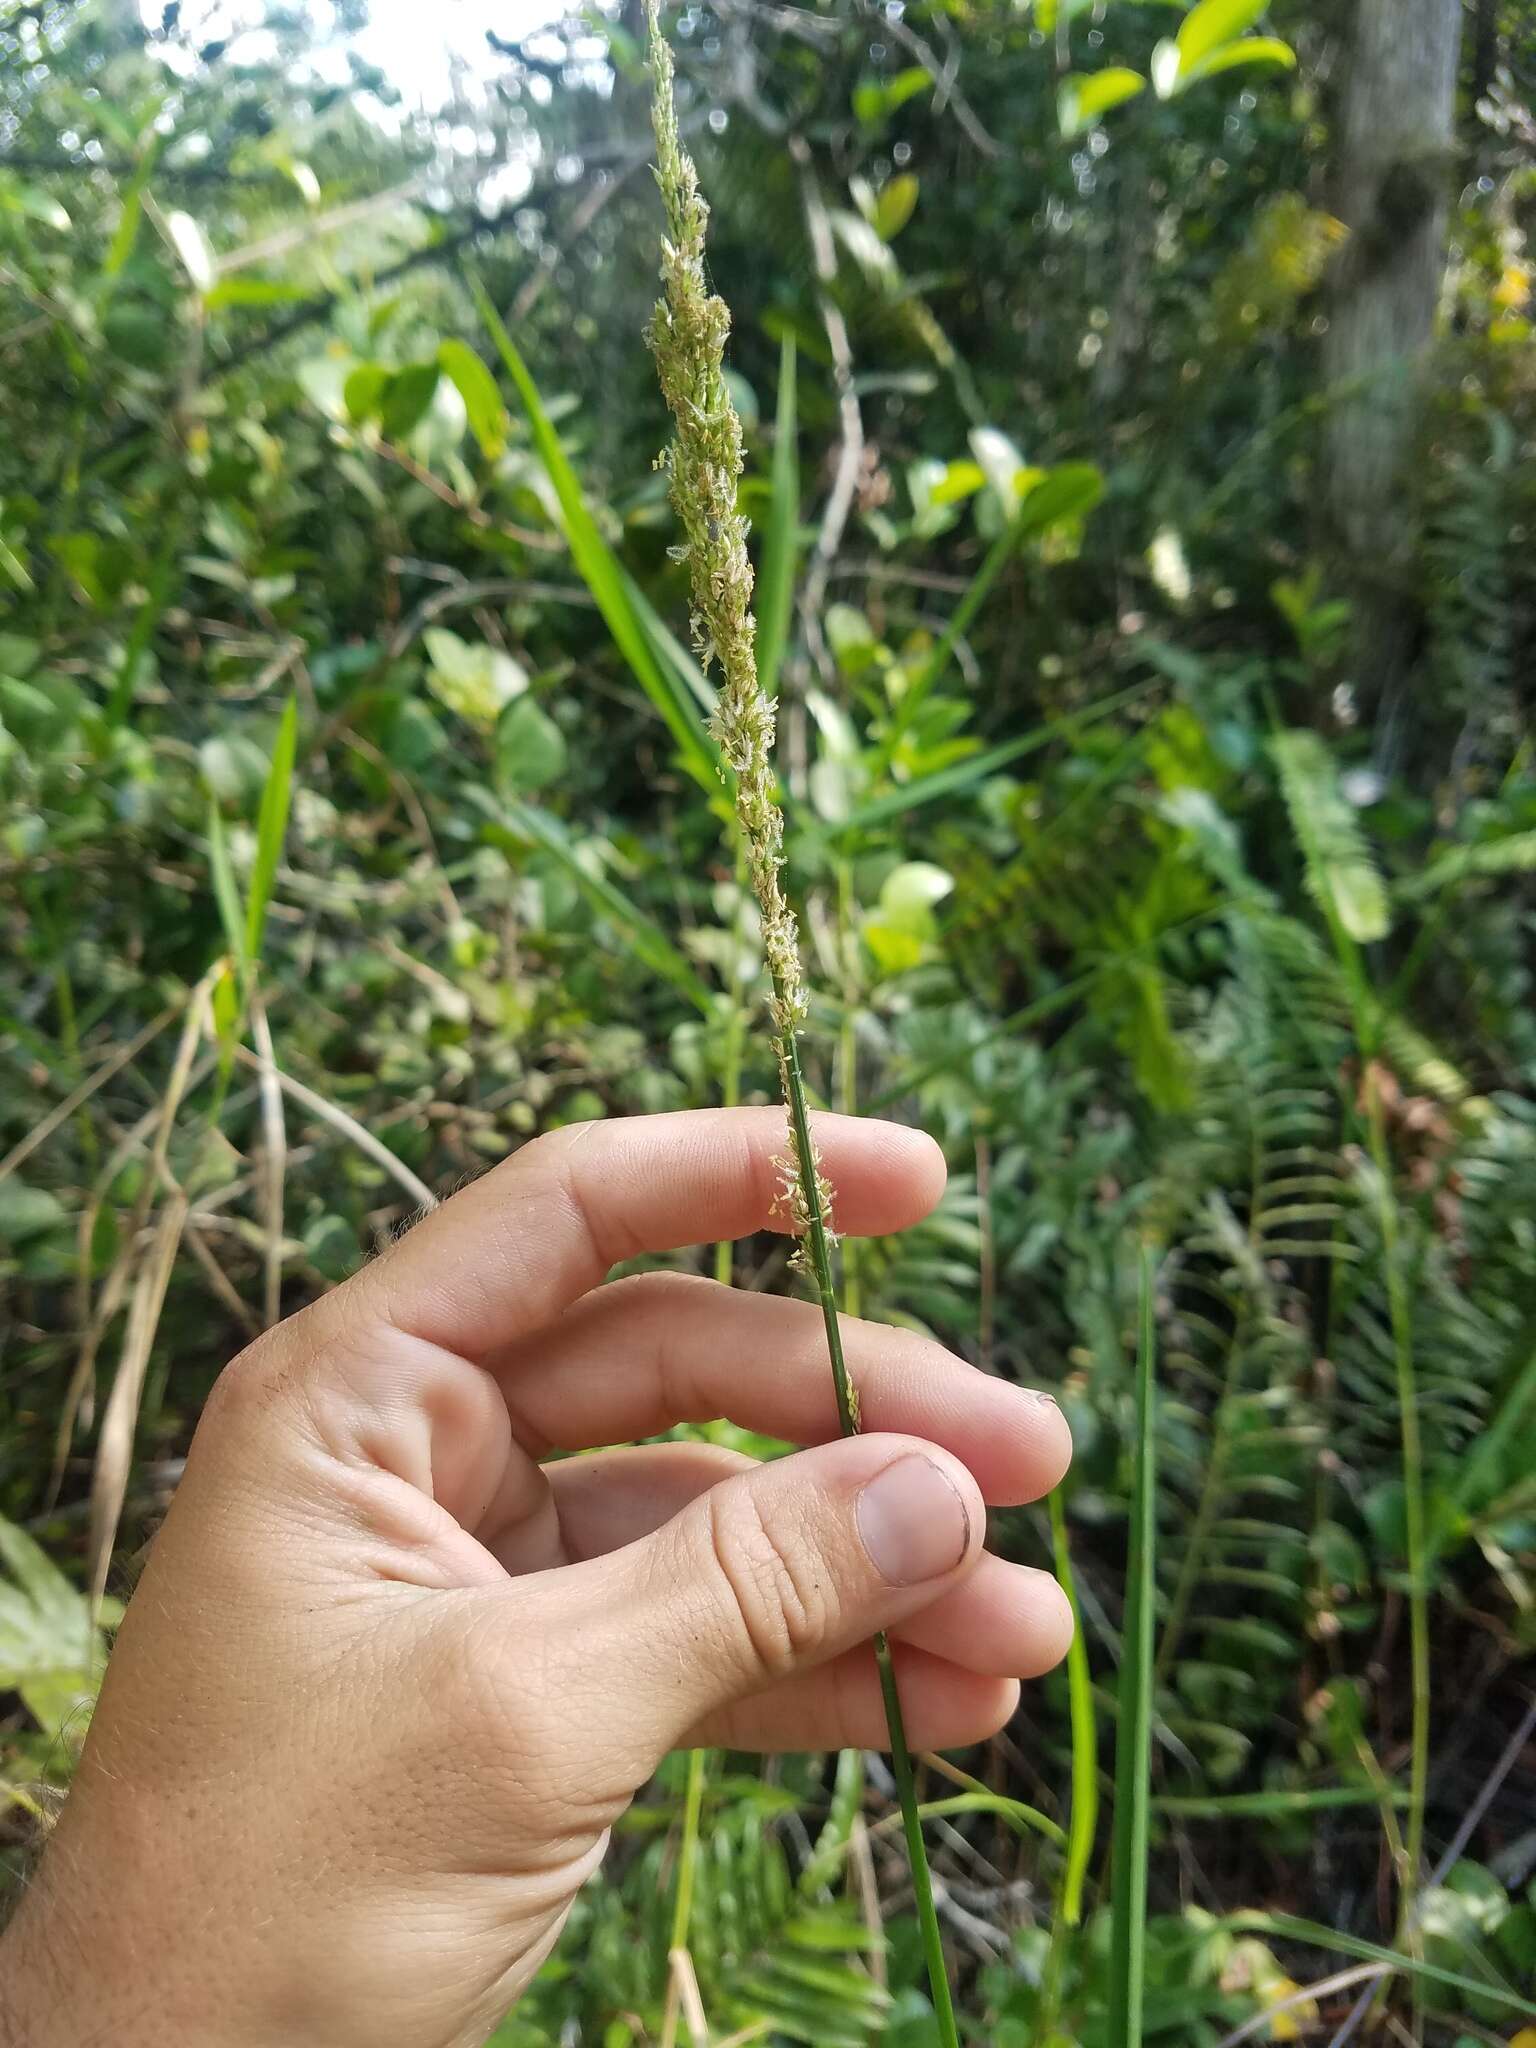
[782, 1032, 959, 2047]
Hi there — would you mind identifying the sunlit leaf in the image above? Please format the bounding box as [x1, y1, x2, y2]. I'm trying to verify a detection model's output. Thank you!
[1176, 0, 1269, 68]
[1182, 36, 1296, 85]
[1058, 68, 1147, 138]
[438, 338, 508, 461]
[852, 66, 932, 125]
[0, 180, 70, 231]
[165, 208, 215, 293]
[380, 361, 441, 442]
[873, 172, 919, 240]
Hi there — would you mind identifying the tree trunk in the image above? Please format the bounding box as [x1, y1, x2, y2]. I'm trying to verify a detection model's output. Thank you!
[1471, 0, 1499, 105]
[1321, 0, 1463, 706]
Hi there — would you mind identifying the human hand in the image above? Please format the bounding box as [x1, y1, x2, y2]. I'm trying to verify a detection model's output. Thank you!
[1, 1110, 1073, 2048]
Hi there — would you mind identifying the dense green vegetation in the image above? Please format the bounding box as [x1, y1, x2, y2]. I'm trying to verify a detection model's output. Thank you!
[3, 1, 1535, 2042]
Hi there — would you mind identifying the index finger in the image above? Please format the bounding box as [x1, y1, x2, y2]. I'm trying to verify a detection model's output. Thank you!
[349, 1108, 946, 1360]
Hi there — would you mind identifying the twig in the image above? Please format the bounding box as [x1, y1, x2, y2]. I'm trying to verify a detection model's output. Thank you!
[250, 998, 286, 1328]
[857, 0, 999, 157]
[0, 1005, 180, 1186]
[232, 1048, 437, 1212]
[1216, 1965, 1384, 2048]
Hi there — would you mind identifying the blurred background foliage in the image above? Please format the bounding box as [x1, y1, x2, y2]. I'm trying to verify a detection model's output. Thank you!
[2, 0, 1535, 2042]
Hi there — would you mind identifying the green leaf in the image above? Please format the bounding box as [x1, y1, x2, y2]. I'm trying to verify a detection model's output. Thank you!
[471, 274, 720, 793]
[424, 627, 528, 728]
[1396, 829, 1536, 903]
[755, 338, 799, 699]
[245, 696, 298, 965]
[482, 803, 712, 1013]
[438, 338, 508, 461]
[343, 363, 390, 424]
[164, 208, 215, 293]
[852, 66, 933, 126]
[495, 696, 568, 793]
[1271, 730, 1391, 944]
[1106, 1246, 1159, 2048]
[1182, 36, 1296, 85]
[1176, 0, 1269, 68]
[873, 172, 920, 240]
[0, 179, 71, 231]
[202, 276, 310, 311]
[0, 1183, 67, 1246]
[1017, 461, 1105, 534]
[1059, 68, 1147, 138]
[380, 361, 441, 441]
[206, 799, 247, 968]
[850, 680, 1155, 832]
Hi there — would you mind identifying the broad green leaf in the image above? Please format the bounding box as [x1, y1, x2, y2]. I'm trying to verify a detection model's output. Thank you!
[755, 337, 798, 699]
[343, 363, 390, 424]
[879, 862, 954, 921]
[472, 275, 719, 793]
[873, 172, 919, 240]
[246, 696, 298, 964]
[1017, 461, 1105, 534]
[1176, 0, 1269, 68]
[0, 1183, 67, 1245]
[165, 209, 215, 293]
[438, 338, 508, 461]
[852, 66, 932, 126]
[380, 361, 441, 441]
[1182, 36, 1296, 86]
[0, 180, 70, 231]
[495, 696, 568, 792]
[424, 627, 527, 728]
[1059, 68, 1147, 138]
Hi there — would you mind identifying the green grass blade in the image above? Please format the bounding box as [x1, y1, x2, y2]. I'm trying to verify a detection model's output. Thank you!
[245, 696, 298, 966]
[206, 800, 247, 968]
[1107, 1243, 1159, 2048]
[1156, 1789, 1411, 1819]
[482, 801, 713, 1014]
[1051, 1488, 1099, 1925]
[845, 679, 1155, 833]
[469, 275, 720, 794]
[756, 336, 799, 698]
[1222, 1912, 1536, 2020]
[624, 571, 717, 719]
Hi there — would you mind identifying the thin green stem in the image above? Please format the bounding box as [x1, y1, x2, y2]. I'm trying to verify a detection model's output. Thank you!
[835, 858, 862, 1320]
[1039, 1487, 1099, 2042]
[1364, 1072, 1429, 1945]
[670, 1745, 709, 1956]
[782, 1032, 958, 2046]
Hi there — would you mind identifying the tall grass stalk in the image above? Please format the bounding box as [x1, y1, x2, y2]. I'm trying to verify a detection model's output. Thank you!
[1038, 1486, 1100, 2038]
[641, 9, 957, 2038]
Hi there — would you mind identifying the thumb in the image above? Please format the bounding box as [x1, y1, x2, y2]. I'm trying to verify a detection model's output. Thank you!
[577, 1433, 986, 1764]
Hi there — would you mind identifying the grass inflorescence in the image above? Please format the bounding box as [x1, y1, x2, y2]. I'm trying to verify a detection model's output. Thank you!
[641, 5, 958, 2036]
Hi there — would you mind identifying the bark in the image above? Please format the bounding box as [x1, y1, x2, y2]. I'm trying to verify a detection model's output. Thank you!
[1321, 0, 1463, 703]
[1471, 0, 1499, 105]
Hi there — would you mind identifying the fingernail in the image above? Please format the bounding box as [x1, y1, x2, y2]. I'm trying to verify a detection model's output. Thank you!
[856, 1454, 972, 1586]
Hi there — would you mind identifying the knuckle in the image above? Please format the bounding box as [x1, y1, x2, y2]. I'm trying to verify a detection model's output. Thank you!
[704, 1485, 833, 1685]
